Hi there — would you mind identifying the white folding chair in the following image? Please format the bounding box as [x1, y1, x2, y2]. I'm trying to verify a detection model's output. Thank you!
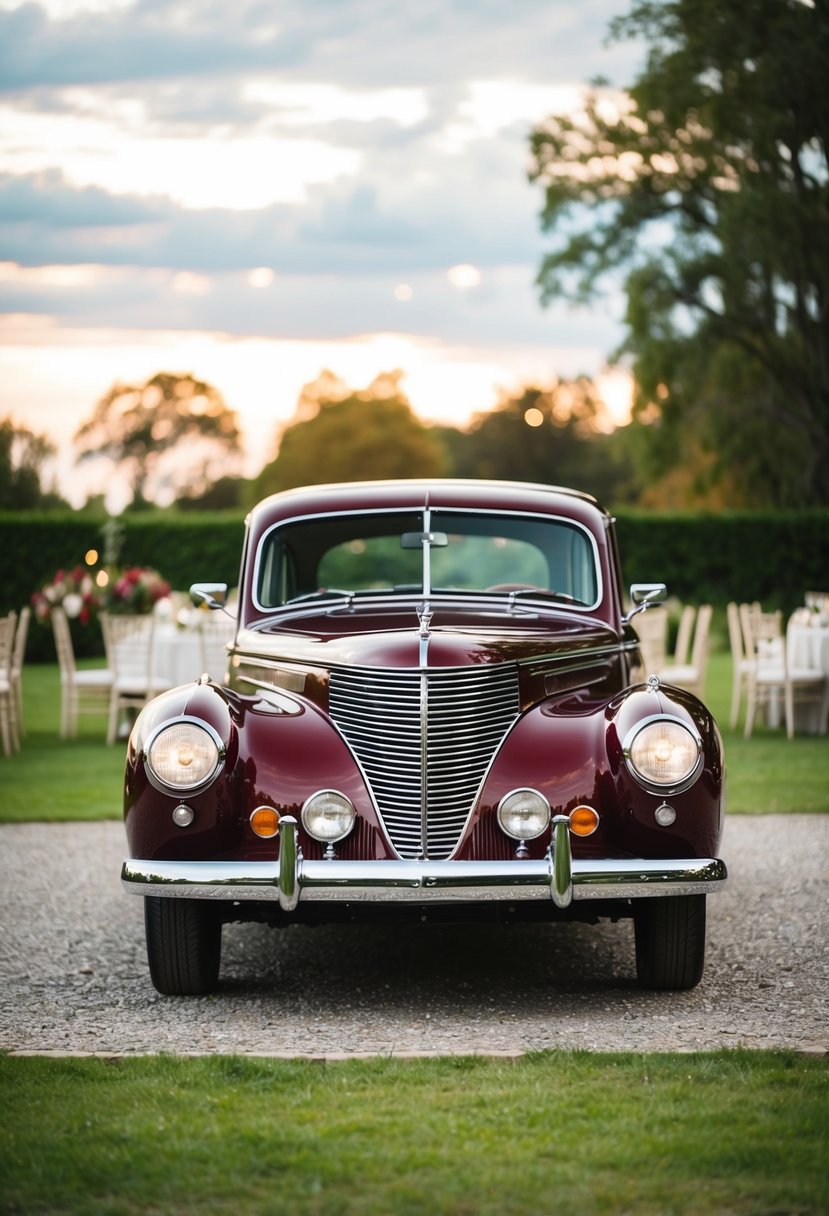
[101, 613, 172, 744]
[657, 605, 713, 700]
[673, 604, 696, 667]
[741, 605, 826, 738]
[198, 614, 233, 683]
[9, 606, 30, 744]
[0, 612, 17, 755]
[633, 606, 667, 675]
[52, 606, 113, 739]
[727, 601, 754, 729]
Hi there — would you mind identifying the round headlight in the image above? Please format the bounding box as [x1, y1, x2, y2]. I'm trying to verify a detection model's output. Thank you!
[497, 788, 551, 841]
[301, 790, 355, 843]
[624, 717, 702, 790]
[145, 720, 224, 792]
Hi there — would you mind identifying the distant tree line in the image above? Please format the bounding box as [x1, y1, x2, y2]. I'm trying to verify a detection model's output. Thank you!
[3, 336, 823, 516]
[0, 366, 647, 516]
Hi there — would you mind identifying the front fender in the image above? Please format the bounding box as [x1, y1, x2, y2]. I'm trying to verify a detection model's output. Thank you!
[461, 681, 723, 862]
[123, 681, 390, 863]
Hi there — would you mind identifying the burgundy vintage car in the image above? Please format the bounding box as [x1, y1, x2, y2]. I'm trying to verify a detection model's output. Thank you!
[121, 479, 726, 994]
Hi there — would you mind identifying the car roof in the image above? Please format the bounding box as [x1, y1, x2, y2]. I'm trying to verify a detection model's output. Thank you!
[247, 479, 609, 533]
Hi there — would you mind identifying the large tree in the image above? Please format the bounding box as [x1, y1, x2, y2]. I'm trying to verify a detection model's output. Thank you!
[251, 371, 449, 500]
[529, 0, 829, 506]
[449, 380, 637, 504]
[74, 372, 243, 508]
[0, 417, 65, 509]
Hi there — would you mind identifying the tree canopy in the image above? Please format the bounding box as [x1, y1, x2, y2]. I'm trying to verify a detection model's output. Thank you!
[74, 372, 243, 509]
[251, 371, 449, 500]
[449, 379, 637, 504]
[529, 0, 829, 506]
[0, 417, 65, 509]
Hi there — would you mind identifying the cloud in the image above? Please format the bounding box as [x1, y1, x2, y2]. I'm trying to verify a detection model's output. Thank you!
[0, 256, 625, 358]
[0, 1, 300, 90]
[0, 156, 544, 274]
[0, 0, 641, 92]
[0, 0, 639, 481]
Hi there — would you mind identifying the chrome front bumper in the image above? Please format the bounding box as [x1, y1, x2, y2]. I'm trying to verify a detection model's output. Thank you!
[122, 815, 727, 912]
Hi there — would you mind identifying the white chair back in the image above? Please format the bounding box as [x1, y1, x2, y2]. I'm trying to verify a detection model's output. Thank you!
[104, 613, 155, 683]
[633, 607, 667, 675]
[198, 615, 233, 683]
[673, 604, 696, 665]
[739, 604, 827, 739]
[101, 612, 172, 744]
[0, 612, 17, 755]
[51, 606, 112, 738]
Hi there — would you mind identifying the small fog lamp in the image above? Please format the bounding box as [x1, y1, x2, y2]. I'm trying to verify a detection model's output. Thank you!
[654, 802, 677, 827]
[301, 790, 355, 843]
[172, 803, 195, 828]
[497, 788, 551, 841]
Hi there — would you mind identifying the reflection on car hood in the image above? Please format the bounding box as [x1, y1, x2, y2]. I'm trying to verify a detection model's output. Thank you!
[236, 601, 619, 670]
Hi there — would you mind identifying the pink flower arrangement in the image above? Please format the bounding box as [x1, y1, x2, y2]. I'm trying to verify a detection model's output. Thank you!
[32, 566, 102, 626]
[34, 564, 171, 623]
[107, 566, 171, 615]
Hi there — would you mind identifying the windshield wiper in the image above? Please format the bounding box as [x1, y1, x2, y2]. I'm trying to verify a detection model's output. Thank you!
[511, 588, 578, 605]
[285, 588, 354, 605]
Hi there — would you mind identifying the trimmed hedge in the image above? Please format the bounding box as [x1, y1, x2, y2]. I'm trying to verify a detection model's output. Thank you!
[613, 510, 829, 609]
[2, 508, 827, 662]
[0, 512, 245, 661]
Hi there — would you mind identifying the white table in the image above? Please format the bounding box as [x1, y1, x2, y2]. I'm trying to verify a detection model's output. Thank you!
[151, 626, 202, 686]
[151, 622, 234, 686]
[783, 622, 829, 734]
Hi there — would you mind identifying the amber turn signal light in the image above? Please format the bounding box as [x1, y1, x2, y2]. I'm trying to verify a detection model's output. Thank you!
[250, 806, 281, 838]
[569, 805, 600, 837]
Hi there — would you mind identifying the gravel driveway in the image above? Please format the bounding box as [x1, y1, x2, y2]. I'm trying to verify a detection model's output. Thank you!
[1, 815, 826, 1057]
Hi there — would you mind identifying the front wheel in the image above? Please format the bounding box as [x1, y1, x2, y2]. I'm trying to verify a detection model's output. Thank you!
[633, 895, 706, 990]
[144, 897, 222, 995]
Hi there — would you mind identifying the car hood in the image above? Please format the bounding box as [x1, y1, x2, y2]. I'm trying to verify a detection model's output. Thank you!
[235, 602, 619, 670]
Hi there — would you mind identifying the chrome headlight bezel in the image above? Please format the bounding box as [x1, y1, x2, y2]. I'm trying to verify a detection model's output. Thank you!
[622, 715, 703, 794]
[301, 789, 356, 844]
[143, 717, 226, 795]
[496, 787, 552, 841]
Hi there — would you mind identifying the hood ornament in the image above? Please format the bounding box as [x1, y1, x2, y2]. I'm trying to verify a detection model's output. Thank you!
[417, 603, 433, 638]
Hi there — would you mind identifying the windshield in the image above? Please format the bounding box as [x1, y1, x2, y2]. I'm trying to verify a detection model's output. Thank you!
[255, 508, 599, 610]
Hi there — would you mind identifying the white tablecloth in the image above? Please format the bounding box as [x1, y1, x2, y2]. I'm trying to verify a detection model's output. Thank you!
[789, 622, 829, 675]
[151, 623, 234, 686]
[151, 627, 203, 686]
[783, 622, 829, 734]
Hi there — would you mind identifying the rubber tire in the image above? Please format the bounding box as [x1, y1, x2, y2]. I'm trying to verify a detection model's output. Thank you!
[633, 895, 706, 990]
[144, 896, 222, 995]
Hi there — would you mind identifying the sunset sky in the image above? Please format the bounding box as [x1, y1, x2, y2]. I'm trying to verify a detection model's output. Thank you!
[0, 0, 642, 507]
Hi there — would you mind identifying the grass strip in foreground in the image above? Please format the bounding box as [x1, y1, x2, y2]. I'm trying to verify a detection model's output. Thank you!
[1, 1050, 826, 1215]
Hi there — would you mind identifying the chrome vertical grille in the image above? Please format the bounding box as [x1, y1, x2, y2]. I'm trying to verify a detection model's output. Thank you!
[328, 665, 520, 860]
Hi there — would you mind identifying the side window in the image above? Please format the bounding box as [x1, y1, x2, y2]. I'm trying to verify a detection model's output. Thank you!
[257, 536, 298, 606]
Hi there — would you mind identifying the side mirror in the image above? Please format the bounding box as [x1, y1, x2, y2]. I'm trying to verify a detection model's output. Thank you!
[623, 582, 667, 623]
[190, 582, 229, 612]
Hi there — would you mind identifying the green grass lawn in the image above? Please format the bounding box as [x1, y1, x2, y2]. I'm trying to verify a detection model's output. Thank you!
[0, 659, 124, 821]
[1, 1051, 826, 1216]
[1, 649, 826, 821]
